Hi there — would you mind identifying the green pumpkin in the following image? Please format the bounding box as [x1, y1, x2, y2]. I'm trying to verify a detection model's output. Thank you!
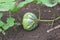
[22, 12, 37, 31]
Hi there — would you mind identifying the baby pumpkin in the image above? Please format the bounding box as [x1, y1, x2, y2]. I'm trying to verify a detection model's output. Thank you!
[22, 12, 37, 31]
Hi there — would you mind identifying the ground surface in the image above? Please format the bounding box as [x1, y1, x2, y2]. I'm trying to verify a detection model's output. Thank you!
[0, 0, 60, 40]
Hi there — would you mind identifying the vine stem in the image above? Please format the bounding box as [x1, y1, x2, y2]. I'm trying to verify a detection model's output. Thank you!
[39, 19, 54, 22]
[46, 17, 60, 33]
[9, 11, 12, 17]
[37, 19, 54, 22]
[14, 23, 21, 25]
[38, 7, 41, 20]
[36, 16, 60, 22]
[54, 17, 60, 20]
[37, 5, 41, 20]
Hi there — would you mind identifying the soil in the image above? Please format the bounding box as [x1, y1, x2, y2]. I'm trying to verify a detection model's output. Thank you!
[0, 0, 60, 40]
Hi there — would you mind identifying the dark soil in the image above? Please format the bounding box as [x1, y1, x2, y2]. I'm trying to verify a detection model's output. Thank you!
[0, 0, 60, 40]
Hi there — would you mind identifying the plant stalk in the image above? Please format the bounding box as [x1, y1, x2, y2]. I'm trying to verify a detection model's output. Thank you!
[37, 19, 54, 22]
[15, 23, 21, 26]
[37, 16, 60, 22]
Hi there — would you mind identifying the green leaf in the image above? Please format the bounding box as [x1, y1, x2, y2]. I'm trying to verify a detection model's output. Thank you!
[11, 0, 33, 12]
[11, 1, 27, 12]
[25, 0, 34, 3]
[0, 28, 3, 32]
[0, 21, 4, 27]
[0, 13, 3, 19]
[2, 17, 15, 30]
[0, 0, 16, 11]
[0, 0, 15, 2]
[17, 1, 32, 8]
[34, 0, 42, 4]
[7, 17, 15, 27]
[37, 0, 42, 4]
[2, 24, 10, 30]
[22, 12, 37, 31]
[55, 0, 60, 3]
[40, 0, 57, 7]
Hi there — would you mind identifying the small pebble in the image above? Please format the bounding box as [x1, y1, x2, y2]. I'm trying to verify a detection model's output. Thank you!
[26, 8, 29, 10]
[48, 10, 51, 12]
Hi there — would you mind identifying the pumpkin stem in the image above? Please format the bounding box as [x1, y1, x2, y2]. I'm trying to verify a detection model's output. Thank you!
[37, 16, 60, 22]
[37, 19, 54, 22]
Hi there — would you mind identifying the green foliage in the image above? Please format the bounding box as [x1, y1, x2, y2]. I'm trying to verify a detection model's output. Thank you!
[25, 0, 34, 3]
[0, 0, 34, 12]
[34, 0, 58, 7]
[11, 1, 28, 12]
[37, 0, 42, 4]
[2, 17, 15, 30]
[22, 12, 37, 31]
[0, 13, 4, 27]
[33, 0, 42, 4]
[2, 24, 10, 30]
[55, 0, 60, 3]
[0, 21, 4, 27]
[0, 0, 60, 12]
[41, 0, 57, 7]
[0, 0, 16, 11]
[11, 0, 34, 12]
[0, 13, 15, 32]
[0, 28, 3, 32]
[0, 13, 3, 19]
[7, 17, 15, 27]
